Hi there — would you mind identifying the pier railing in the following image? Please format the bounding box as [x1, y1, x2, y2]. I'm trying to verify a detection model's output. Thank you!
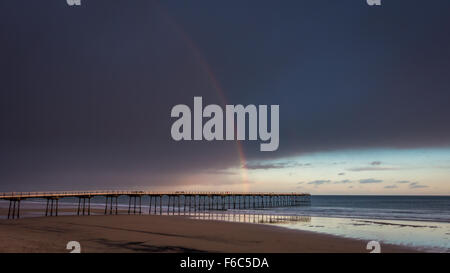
[0, 191, 310, 199]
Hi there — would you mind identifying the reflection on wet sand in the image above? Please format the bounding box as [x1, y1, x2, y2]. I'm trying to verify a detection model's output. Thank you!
[186, 210, 449, 252]
[189, 211, 311, 225]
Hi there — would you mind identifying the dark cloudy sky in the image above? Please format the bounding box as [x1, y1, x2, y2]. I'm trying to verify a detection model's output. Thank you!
[1, 0, 449, 194]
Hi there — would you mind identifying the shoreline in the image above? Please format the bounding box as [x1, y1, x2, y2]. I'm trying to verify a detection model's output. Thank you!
[0, 214, 418, 253]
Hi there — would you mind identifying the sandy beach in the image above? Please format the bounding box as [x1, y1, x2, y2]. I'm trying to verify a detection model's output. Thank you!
[0, 214, 417, 253]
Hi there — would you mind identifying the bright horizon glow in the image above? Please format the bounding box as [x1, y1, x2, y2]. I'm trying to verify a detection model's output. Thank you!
[183, 147, 450, 195]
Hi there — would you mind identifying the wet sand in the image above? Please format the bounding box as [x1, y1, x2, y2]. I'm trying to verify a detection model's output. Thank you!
[0, 214, 418, 253]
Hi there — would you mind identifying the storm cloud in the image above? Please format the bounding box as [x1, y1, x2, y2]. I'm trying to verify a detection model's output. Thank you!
[1, 0, 450, 190]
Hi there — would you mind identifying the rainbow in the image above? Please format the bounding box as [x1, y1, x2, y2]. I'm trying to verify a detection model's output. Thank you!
[156, 5, 249, 191]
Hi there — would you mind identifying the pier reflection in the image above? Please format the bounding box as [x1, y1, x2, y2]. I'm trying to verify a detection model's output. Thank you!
[189, 211, 311, 225]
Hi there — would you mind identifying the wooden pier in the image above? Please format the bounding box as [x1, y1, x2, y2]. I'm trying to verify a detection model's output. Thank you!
[0, 191, 311, 219]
